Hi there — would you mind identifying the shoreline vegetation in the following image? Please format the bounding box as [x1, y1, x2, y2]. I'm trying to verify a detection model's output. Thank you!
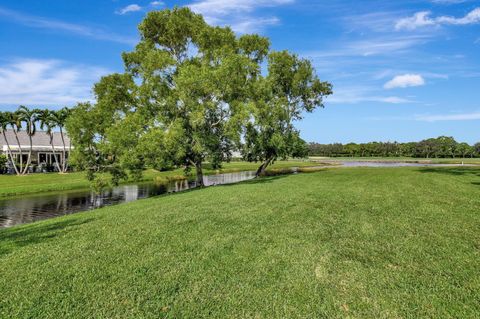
[1, 167, 479, 317]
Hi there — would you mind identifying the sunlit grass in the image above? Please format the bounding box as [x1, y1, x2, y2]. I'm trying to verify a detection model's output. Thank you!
[1, 167, 479, 318]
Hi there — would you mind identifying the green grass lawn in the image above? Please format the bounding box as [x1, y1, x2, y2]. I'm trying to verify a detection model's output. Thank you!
[310, 156, 480, 164]
[0, 160, 315, 198]
[1, 167, 479, 318]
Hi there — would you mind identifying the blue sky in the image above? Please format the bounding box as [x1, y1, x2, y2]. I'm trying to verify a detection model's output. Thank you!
[0, 0, 479, 144]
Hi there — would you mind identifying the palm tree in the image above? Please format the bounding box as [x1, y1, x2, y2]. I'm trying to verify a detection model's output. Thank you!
[0, 112, 20, 175]
[50, 107, 71, 173]
[7, 111, 25, 174]
[16, 106, 41, 175]
[38, 109, 62, 172]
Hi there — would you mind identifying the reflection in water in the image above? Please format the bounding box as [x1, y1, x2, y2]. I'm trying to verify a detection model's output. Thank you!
[0, 171, 257, 228]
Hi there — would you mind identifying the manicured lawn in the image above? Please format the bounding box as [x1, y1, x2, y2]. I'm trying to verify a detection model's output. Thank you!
[0, 160, 315, 198]
[1, 167, 479, 318]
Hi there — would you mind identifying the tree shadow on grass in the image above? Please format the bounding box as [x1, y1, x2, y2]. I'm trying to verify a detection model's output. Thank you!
[417, 167, 480, 176]
[0, 217, 94, 257]
[417, 167, 480, 186]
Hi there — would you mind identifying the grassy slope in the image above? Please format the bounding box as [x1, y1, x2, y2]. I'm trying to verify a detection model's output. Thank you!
[0, 160, 314, 198]
[1, 167, 479, 318]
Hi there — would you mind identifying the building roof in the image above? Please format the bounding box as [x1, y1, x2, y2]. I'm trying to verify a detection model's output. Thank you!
[0, 130, 71, 149]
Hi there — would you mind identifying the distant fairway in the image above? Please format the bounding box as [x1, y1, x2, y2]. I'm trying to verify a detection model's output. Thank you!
[309, 156, 480, 164]
[1, 167, 479, 318]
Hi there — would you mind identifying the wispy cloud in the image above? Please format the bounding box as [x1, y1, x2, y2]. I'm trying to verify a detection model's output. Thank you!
[328, 86, 412, 104]
[0, 59, 109, 106]
[345, 11, 408, 33]
[384, 74, 426, 89]
[115, 4, 142, 15]
[396, 8, 480, 30]
[416, 112, 480, 121]
[189, 0, 293, 15]
[430, 0, 468, 4]
[187, 0, 294, 33]
[230, 17, 280, 33]
[306, 35, 429, 59]
[0, 6, 136, 45]
[115, 2, 164, 15]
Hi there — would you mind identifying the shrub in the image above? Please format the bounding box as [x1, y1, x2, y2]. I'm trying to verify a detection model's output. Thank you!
[91, 175, 110, 194]
[153, 175, 187, 185]
[0, 154, 7, 174]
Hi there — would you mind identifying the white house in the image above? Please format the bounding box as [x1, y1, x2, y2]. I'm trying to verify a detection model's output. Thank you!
[0, 130, 72, 172]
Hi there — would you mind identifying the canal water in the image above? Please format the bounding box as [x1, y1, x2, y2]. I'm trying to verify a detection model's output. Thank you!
[0, 162, 473, 228]
[0, 171, 256, 228]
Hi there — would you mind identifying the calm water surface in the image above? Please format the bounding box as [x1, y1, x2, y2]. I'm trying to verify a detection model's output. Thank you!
[1, 162, 473, 228]
[0, 171, 256, 228]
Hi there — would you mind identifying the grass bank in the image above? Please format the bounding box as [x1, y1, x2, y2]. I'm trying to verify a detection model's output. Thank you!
[1, 167, 479, 318]
[0, 160, 316, 198]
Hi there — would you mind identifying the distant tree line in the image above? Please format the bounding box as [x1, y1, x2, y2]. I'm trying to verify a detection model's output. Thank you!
[308, 136, 480, 158]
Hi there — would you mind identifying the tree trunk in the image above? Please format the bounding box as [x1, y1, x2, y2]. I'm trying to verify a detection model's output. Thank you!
[49, 134, 62, 173]
[2, 131, 20, 175]
[66, 135, 72, 172]
[13, 131, 24, 174]
[22, 134, 33, 175]
[255, 157, 273, 177]
[195, 161, 204, 187]
[60, 127, 68, 173]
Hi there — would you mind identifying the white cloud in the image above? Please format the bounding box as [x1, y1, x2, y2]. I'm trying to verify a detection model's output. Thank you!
[188, 0, 294, 33]
[116, 4, 142, 15]
[0, 59, 109, 106]
[384, 74, 425, 89]
[437, 8, 480, 25]
[0, 6, 136, 45]
[395, 12, 436, 30]
[396, 8, 480, 30]
[416, 112, 480, 121]
[115, 2, 164, 15]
